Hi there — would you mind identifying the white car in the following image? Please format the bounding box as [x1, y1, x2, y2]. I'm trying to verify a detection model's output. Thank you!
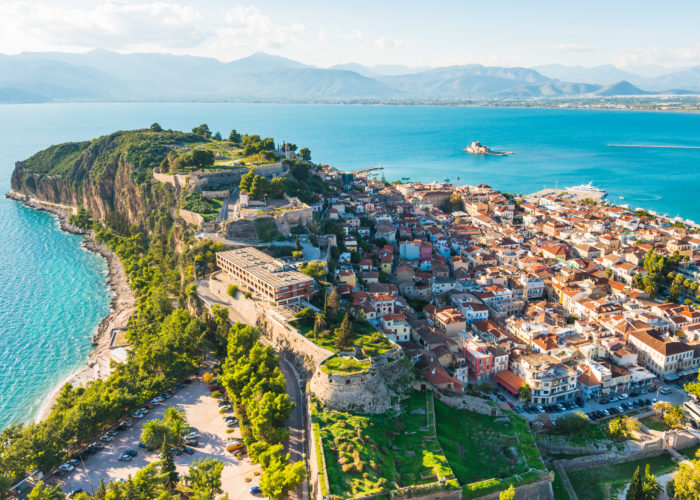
[660, 387, 672, 395]
[132, 412, 144, 419]
[619, 393, 629, 400]
[100, 435, 113, 442]
[58, 463, 75, 472]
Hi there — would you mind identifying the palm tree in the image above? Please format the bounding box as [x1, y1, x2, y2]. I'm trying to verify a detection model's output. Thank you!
[664, 404, 687, 429]
[642, 464, 661, 499]
[163, 407, 186, 425]
[518, 382, 532, 402]
[141, 420, 169, 449]
[652, 401, 671, 417]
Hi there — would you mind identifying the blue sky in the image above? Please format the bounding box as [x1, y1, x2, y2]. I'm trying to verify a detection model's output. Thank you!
[1, 0, 698, 68]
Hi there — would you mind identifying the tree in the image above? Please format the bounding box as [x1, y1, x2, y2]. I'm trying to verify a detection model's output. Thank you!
[627, 466, 644, 500]
[150, 122, 162, 132]
[664, 404, 687, 429]
[250, 175, 269, 201]
[240, 169, 256, 192]
[299, 261, 327, 281]
[326, 288, 340, 321]
[642, 464, 661, 500]
[188, 458, 224, 499]
[28, 481, 65, 499]
[499, 484, 515, 500]
[229, 129, 241, 143]
[192, 123, 212, 138]
[213, 131, 222, 141]
[673, 452, 700, 500]
[259, 453, 306, 500]
[160, 443, 179, 490]
[248, 392, 294, 443]
[190, 149, 215, 169]
[609, 415, 640, 441]
[313, 314, 325, 343]
[518, 382, 532, 402]
[299, 147, 311, 161]
[335, 314, 355, 350]
[141, 420, 170, 449]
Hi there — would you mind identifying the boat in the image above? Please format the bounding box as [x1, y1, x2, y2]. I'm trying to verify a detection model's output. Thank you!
[464, 141, 512, 156]
[444, 177, 450, 182]
[564, 182, 607, 197]
[401, 176, 410, 180]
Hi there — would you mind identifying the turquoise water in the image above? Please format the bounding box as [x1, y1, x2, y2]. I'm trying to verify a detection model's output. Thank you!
[1, 103, 700, 426]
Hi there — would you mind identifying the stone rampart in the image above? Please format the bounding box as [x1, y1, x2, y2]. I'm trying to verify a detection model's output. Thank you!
[432, 388, 503, 417]
[201, 189, 230, 198]
[309, 359, 391, 414]
[472, 478, 554, 500]
[178, 209, 205, 227]
[262, 312, 333, 376]
[153, 171, 190, 188]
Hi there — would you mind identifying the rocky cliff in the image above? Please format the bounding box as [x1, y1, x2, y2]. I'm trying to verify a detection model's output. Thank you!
[10, 129, 204, 225]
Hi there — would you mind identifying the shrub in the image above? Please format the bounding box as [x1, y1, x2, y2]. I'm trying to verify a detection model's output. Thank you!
[227, 284, 239, 298]
[211, 391, 222, 398]
[244, 292, 252, 299]
[202, 372, 214, 385]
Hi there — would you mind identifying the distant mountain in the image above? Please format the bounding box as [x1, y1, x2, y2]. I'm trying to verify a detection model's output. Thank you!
[0, 49, 693, 101]
[534, 64, 642, 86]
[594, 80, 650, 96]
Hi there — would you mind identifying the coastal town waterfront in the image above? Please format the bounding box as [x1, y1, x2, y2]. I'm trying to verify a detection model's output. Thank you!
[3, 116, 700, 498]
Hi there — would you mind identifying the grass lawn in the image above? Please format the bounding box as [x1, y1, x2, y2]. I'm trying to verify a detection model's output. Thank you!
[295, 316, 393, 356]
[312, 392, 458, 498]
[551, 471, 571, 500]
[321, 356, 370, 375]
[568, 453, 678, 500]
[433, 400, 546, 498]
[640, 415, 669, 432]
[253, 217, 283, 242]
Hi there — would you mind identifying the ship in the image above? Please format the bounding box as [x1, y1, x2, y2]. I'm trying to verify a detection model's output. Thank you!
[564, 182, 607, 196]
[464, 141, 511, 156]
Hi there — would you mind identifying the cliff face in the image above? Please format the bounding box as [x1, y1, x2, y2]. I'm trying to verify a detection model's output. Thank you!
[10, 129, 201, 225]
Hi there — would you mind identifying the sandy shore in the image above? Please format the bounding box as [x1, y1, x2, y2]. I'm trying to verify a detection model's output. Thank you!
[6, 191, 136, 422]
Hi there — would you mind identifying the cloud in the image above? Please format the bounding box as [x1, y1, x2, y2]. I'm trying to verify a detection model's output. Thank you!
[0, 1, 207, 52]
[317, 29, 329, 43]
[373, 37, 403, 49]
[548, 43, 602, 53]
[342, 29, 363, 41]
[219, 5, 304, 49]
[614, 45, 700, 67]
[317, 28, 361, 44]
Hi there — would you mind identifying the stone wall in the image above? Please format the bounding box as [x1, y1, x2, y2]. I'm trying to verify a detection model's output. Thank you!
[473, 478, 554, 500]
[178, 209, 205, 227]
[153, 171, 190, 188]
[262, 312, 333, 376]
[309, 360, 391, 414]
[432, 389, 503, 417]
[201, 189, 230, 198]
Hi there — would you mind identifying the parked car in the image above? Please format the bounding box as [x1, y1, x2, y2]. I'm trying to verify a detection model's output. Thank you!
[108, 430, 119, 437]
[132, 412, 144, 419]
[176, 382, 185, 389]
[619, 393, 629, 400]
[227, 442, 244, 452]
[92, 442, 105, 450]
[58, 463, 75, 473]
[182, 446, 195, 455]
[100, 435, 113, 442]
[173, 448, 183, 456]
[183, 379, 192, 385]
[124, 450, 138, 457]
[496, 393, 506, 402]
[690, 421, 698, 429]
[660, 387, 672, 395]
[118, 454, 132, 462]
[536, 405, 545, 414]
[250, 486, 261, 494]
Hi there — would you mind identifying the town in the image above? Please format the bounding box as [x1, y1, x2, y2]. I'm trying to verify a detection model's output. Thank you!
[180, 141, 700, 499]
[8, 126, 700, 500]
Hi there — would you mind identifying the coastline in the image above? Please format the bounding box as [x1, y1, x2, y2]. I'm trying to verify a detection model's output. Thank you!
[5, 190, 136, 422]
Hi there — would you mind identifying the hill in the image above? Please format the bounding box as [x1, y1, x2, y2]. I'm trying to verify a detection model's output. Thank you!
[595, 80, 650, 96]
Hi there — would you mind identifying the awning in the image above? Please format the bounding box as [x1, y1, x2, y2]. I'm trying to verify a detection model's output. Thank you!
[493, 370, 525, 396]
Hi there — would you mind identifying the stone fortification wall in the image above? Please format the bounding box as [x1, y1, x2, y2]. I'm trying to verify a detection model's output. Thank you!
[473, 478, 554, 500]
[153, 171, 190, 188]
[178, 209, 204, 227]
[309, 360, 391, 414]
[201, 189, 230, 198]
[262, 312, 333, 377]
[431, 387, 503, 417]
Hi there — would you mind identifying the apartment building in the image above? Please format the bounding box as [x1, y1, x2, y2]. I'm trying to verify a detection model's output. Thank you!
[511, 353, 578, 404]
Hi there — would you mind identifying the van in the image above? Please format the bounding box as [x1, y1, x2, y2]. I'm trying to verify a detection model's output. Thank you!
[226, 442, 244, 452]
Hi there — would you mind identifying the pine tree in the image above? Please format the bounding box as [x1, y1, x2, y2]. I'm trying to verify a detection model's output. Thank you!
[335, 314, 355, 350]
[240, 169, 256, 192]
[327, 288, 340, 322]
[161, 443, 179, 491]
[627, 466, 643, 500]
[95, 478, 107, 499]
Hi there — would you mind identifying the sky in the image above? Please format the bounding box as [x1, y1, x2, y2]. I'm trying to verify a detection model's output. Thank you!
[1, 0, 699, 69]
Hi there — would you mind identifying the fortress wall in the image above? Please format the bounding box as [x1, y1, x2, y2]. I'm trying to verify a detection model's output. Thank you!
[309, 362, 391, 414]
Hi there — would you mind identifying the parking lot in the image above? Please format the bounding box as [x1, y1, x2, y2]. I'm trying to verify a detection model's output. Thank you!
[56, 379, 260, 498]
[492, 384, 690, 422]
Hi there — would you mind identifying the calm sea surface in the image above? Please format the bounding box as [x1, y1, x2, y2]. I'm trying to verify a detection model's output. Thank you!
[1, 103, 700, 426]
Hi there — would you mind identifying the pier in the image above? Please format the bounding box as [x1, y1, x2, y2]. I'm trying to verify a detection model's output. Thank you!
[352, 166, 384, 175]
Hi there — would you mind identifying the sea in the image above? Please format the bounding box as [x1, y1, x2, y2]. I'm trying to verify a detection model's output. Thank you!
[1, 103, 700, 427]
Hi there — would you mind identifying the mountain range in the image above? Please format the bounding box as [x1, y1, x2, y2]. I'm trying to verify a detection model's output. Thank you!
[0, 50, 697, 103]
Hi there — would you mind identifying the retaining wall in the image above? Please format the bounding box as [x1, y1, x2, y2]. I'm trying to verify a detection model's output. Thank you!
[432, 389, 503, 417]
[179, 209, 205, 227]
[472, 478, 554, 500]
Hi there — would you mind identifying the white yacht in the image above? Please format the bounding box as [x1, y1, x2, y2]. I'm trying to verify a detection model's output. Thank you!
[565, 182, 607, 196]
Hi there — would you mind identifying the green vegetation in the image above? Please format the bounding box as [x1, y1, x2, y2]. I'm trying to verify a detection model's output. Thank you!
[321, 356, 370, 375]
[181, 191, 222, 221]
[295, 312, 392, 356]
[551, 471, 572, 500]
[283, 160, 332, 203]
[433, 401, 546, 498]
[672, 448, 700, 500]
[634, 249, 686, 299]
[640, 415, 669, 432]
[568, 454, 676, 500]
[299, 260, 327, 280]
[18, 140, 90, 175]
[253, 217, 283, 242]
[140, 407, 188, 450]
[219, 322, 306, 500]
[312, 392, 458, 498]
[239, 168, 286, 200]
[608, 415, 641, 441]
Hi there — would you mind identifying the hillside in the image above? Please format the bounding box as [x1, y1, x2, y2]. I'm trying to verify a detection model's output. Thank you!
[11, 129, 205, 223]
[1, 50, 685, 101]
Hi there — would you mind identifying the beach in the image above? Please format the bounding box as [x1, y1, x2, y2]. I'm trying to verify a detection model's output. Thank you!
[6, 191, 135, 422]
